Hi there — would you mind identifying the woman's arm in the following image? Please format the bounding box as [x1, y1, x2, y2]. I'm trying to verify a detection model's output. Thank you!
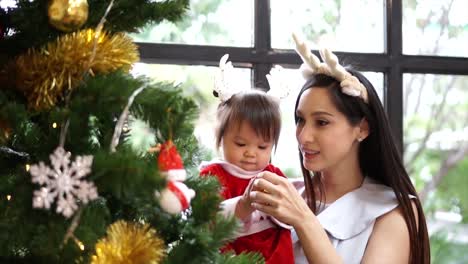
[293, 210, 343, 264]
[250, 171, 343, 264]
[362, 202, 418, 263]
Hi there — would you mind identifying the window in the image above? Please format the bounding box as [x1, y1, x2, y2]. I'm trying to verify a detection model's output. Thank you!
[132, 0, 254, 47]
[271, 0, 385, 53]
[403, 73, 468, 262]
[403, 0, 468, 57]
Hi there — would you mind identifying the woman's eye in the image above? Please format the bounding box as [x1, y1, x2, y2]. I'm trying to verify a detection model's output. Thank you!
[316, 120, 329, 126]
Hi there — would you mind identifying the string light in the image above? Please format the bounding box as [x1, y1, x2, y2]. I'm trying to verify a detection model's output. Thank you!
[78, 241, 85, 251]
[52, 122, 58, 128]
[73, 235, 85, 251]
[25, 164, 30, 171]
[6, 195, 11, 201]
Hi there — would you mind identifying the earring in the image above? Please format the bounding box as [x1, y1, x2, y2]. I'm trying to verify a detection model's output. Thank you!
[357, 137, 363, 142]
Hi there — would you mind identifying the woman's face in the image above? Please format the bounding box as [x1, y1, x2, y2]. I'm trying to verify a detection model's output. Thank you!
[295, 87, 361, 172]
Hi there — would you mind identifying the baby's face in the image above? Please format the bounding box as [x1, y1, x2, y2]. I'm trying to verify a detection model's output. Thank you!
[222, 121, 273, 172]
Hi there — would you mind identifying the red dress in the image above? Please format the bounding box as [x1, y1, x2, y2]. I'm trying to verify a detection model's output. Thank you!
[200, 162, 294, 264]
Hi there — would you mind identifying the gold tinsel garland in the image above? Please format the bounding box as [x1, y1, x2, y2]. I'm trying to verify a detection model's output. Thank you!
[13, 29, 139, 111]
[91, 220, 165, 264]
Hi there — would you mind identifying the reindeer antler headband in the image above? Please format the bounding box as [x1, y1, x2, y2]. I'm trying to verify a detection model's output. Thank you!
[214, 54, 290, 102]
[292, 32, 368, 103]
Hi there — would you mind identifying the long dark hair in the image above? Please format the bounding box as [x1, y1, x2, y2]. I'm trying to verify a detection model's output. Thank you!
[294, 70, 430, 263]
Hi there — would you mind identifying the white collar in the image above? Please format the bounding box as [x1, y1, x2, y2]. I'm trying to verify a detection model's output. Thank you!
[294, 177, 400, 239]
[317, 177, 399, 239]
[199, 159, 264, 179]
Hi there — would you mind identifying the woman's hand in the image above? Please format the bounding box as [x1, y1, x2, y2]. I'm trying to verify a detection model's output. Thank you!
[249, 171, 314, 227]
[250, 172, 343, 263]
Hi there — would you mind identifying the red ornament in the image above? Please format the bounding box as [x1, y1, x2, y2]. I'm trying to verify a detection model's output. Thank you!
[157, 140, 186, 181]
[158, 180, 195, 214]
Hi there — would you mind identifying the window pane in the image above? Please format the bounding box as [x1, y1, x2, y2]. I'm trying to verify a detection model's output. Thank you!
[0, 0, 16, 9]
[271, 0, 385, 53]
[131, 63, 251, 155]
[131, 0, 253, 47]
[403, 74, 468, 260]
[272, 69, 384, 178]
[363, 71, 384, 102]
[403, 0, 468, 57]
[271, 69, 304, 178]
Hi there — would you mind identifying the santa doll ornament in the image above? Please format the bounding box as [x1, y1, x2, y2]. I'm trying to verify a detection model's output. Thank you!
[157, 180, 195, 214]
[157, 140, 187, 181]
[154, 140, 195, 214]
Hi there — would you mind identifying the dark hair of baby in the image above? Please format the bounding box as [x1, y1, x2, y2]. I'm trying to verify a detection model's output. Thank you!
[215, 89, 282, 150]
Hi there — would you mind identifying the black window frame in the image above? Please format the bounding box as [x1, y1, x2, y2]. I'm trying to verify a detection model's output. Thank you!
[136, 0, 468, 152]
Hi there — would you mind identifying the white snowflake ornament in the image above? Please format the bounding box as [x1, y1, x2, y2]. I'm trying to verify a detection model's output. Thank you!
[30, 147, 98, 218]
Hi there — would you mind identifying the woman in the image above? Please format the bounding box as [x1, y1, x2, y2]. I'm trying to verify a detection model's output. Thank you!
[226, 35, 430, 263]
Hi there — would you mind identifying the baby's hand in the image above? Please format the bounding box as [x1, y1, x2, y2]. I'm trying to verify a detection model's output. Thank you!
[235, 175, 259, 220]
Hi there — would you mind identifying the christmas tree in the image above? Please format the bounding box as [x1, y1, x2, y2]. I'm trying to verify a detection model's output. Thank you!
[0, 1, 262, 263]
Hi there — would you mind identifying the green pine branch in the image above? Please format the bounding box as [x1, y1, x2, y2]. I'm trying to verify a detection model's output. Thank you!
[0, 0, 189, 60]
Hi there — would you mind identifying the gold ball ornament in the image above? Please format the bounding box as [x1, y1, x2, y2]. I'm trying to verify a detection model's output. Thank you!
[48, 0, 89, 32]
